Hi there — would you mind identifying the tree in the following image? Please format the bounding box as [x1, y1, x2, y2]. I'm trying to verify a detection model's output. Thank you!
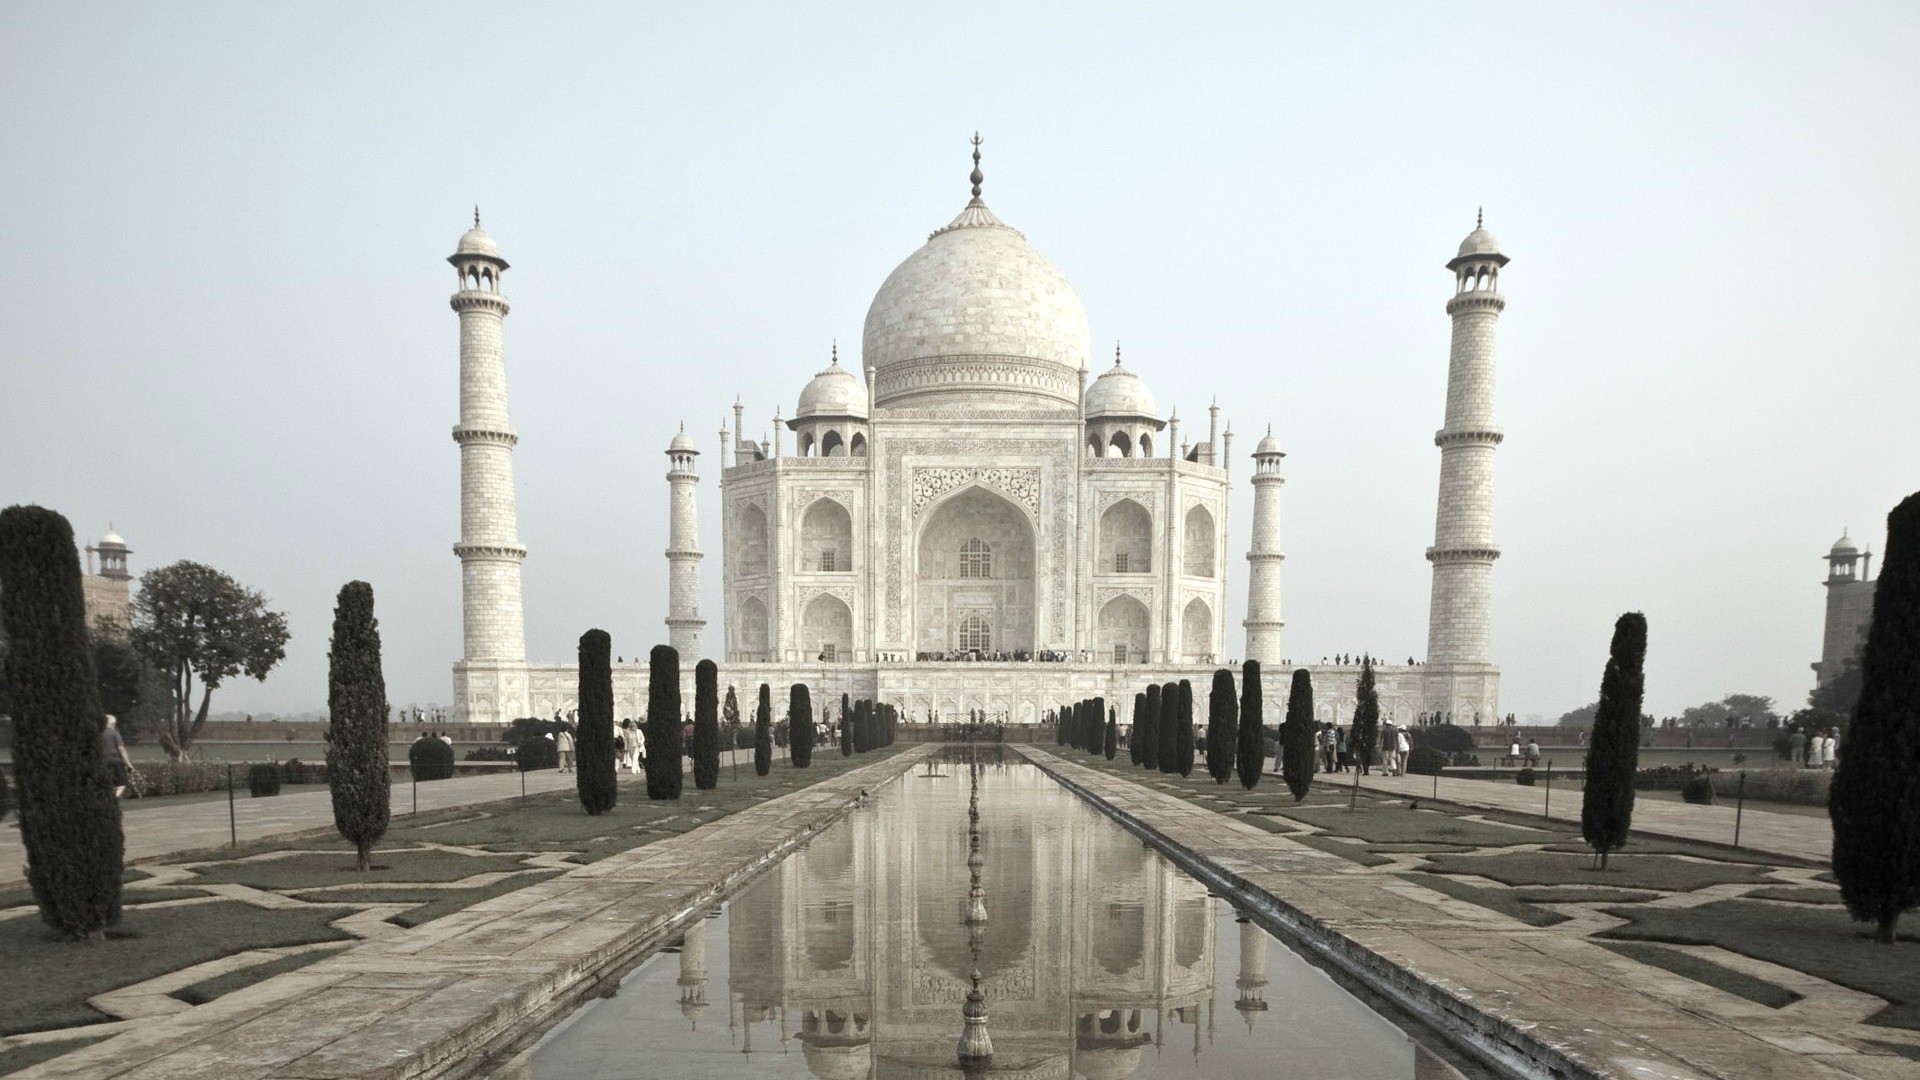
[1157, 683, 1179, 773]
[324, 581, 390, 872]
[1351, 660, 1380, 775]
[130, 561, 289, 760]
[1104, 707, 1118, 760]
[91, 638, 165, 745]
[723, 684, 741, 751]
[0, 506, 123, 938]
[1237, 660, 1266, 791]
[692, 659, 721, 790]
[1128, 693, 1145, 765]
[754, 683, 773, 776]
[1140, 686, 1162, 770]
[1832, 492, 1920, 944]
[575, 629, 618, 814]
[1090, 697, 1106, 756]
[1581, 614, 1647, 869]
[1811, 657, 1864, 717]
[790, 683, 814, 768]
[1056, 706, 1068, 745]
[1554, 702, 1600, 729]
[840, 701, 854, 757]
[1175, 680, 1196, 777]
[1207, 668, 1237, 784]
[1279, 667, 1314, 800]
[645, 645, 683, 799]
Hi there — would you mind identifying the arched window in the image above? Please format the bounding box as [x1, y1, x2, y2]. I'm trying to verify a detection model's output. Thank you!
[820, 430, 845, 457]
[959, 538, 992, 579]
[1099, 500, 1152, 574]
[1183, 505, 1217, 577]
[849, 432, 867, 456]
[958, 613, 992, 651]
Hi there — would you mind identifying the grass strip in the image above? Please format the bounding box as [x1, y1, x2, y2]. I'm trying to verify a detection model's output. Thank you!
[0, 1035, 114, 1077]
[1399, 872, 1568, 927]
[167, 944, 352, 1006]
[1420, 851, 1776, 892]
[1597, 941, 1800, 1007]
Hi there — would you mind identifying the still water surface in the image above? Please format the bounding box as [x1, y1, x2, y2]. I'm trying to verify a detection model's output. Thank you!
[520, 759, 1485, 1079]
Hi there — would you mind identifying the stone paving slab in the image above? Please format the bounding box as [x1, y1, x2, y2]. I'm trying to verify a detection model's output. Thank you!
[11, 747, 927, 1080]
[1021, 747, 1916, 1080]
[0, 746, 788, 889]
[1354, 770, 1832, 863]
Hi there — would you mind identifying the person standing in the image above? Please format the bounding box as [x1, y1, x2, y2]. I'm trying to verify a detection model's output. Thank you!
[555, 725, 575, 772]
[1789, 728, 1807, 767]
[1823, 729, 1838, 769]
[1806, 731, 1825, 769]
[1396, 726, 1412, 776]
[100, 714, 133, 797]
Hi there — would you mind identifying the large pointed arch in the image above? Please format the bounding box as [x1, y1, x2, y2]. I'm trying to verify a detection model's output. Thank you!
[914, 485, 1035, 654]
[1183, 504, 1217, 577]
[1098, 499, 1152, 574]
[801, 593, 852, 661]
[1096, 594, 1150, 664]
[1181, 597, 1213, 661]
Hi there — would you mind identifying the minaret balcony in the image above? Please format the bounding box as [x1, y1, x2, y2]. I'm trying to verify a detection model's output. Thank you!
[452, 425, 519, 447]
[450, 290, 510, 315]
[1425, 544, 1501, 563]
[1433, 427, 1504, 448]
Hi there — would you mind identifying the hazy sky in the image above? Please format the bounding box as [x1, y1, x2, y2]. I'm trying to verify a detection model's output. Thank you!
[3, 3, 1915, 722]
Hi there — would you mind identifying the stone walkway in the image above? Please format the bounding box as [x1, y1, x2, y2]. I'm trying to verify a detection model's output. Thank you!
[1352, 770, 1832, 863]
[1023, 748, 1917, 1080]
[0, 748, 785, 889]
[10, 745, 923, 1080]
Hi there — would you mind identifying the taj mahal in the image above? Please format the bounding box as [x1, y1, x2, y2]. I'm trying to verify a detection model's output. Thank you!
[447, 138, 1509, 728]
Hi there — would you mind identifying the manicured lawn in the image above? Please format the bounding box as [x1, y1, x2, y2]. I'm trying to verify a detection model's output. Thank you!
[1597, 941, 1802, 1008]
[0, 1036, 113, 1077]
[1746, 885, 1844, 905]
[0, 900, 355, 1036]
[1399, 872, 1568, 927]
[1637, 787, 1831, 819]
[1286, 832, 1394, 867]
[187, 849, 539, 889]
[1420, 851, 1779, 891]
[1273, 804, 1562, 848]
[168, 943, 352, 1006]
[290, 869, 568, 928]
[1599, 900, 1920, 1028]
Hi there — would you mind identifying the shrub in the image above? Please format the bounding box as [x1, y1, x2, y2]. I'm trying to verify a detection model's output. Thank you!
[248, 763, 282, 798]
[1408, 725, 1476, 756]
[464, 746, 513, 762]
[1583, 612, 1649, 869]
[517, 737, 557, 772]
[692, 660, 721, 790]
[1717, 769, 1830, 805]
[1278, 665, 1313, 800]
[645, 645, 683, 799]
[1407, 746, 1447, 776]
[754, 684, 772, 777]
[576, 629, 618, 815]
[277, 759, 326, 785]
[1681, 775, 1717, 805]
[789, 683, 814, 769]
[127, 759, 229, 797]
[324, 581, 390, 872]
[0, 504, 123, 938]
[408, 737, 454, 781]
[1516, 768, 1537, 786]
[1207, 669, 1237, 784]
[0, 768, 12, 823]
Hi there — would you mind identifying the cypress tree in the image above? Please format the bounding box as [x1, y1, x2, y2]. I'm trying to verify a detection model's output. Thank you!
[325, 580, 391, 872]
[840, 702, 854, 756]
[1158, 683, 1179, 774]
[1351, 660, 1380, 776]
[1238, 660, 1267, 791]
[575, 629, 618, 814]
[723, 684, 741, 750]
[840, 693, 852, 752]
[1104, 707, 1118, 760]
[1581, 613, 1647, 869]
[645, 645, 683, 799]
[1056, 706, 1068, 745]
[1130, 692, 1147, 765]
[1279, 667, 1314, 800]
[1833, 492, 1920, 943]
[1090, 697, 1106, 756]
[754, 683, 773, 776]
[1140, 685, 1162, 770]
[692, 659, 721, 790]
[1176, 680, 1196, 777]
[1207, 668, 1237, 784]
[790, 683, 814, 768]
[0, 506, 123, 937]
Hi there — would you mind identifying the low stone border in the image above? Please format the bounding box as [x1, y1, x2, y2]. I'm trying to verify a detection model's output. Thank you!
[12, 747, 928, 1080]
[1021, 748, 1908, 1080]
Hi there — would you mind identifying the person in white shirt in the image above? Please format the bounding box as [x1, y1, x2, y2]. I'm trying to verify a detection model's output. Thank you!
[555, 726, 575, 772]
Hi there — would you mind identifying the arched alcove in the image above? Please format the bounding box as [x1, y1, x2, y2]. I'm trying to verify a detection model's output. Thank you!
[1099, 499, 1152, 574]
[1183, 505, 1216, 577]
[1181, 597, 1212, 660]
[737, 504, 769, 576]
[801, 499, 853, 573]
[1096, 594, 1150, 664]
[738, 596, 769, 658]
[915, 487, 1034, 654]
[802, 593, 852, 661]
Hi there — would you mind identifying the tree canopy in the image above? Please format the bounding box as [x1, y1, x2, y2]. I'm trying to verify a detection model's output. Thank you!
[131, 561, 289, 759]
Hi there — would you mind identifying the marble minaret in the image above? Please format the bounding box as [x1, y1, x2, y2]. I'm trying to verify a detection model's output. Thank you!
[1242, 427, 1286, 664]
[1424, 212, 1507, 667]
[666, 424, 706, 657]
[449, 210, 527, 664]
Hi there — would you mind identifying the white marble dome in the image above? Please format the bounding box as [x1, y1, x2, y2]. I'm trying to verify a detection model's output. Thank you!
[861, 196, 1090, 410]
[796, 356, 869, 419]
[456, 224, 503, 261]
[1084, 356, 1157, 419]
[1831, 532, 1859, 554]
[668, 425, 699, 453]
[98, 529, 126, 548]
[1457, 225, 1501, 258]
[1254, 426, 1283, 456]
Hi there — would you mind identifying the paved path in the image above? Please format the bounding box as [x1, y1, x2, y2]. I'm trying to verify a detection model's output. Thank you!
[1025, 748, 1912, 1080]
[0, 747, 786, 887]
[1350, 770, 1831, 863]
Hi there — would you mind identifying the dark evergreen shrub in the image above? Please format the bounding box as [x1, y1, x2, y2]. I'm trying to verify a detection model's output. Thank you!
[1832, 491, 1920, 943]
[1279, 666, 1314, 801]
[1237, 661, 1265, 791]
[1351, 660, 1380, 775]
[517, 737, 557, 771]
[645, 645, 683, 799]
[1406, 746, 1446, 776]
[692, 659, 721, 790]
[1207, 669, 1237, 784]
[0, 769, 12, 823]
[1129, 692, 1146, 766]
[324, 580, 390, 872]
[248, 763, 282, 797]
[1515, 768, 1537, 786]
[1175, 680, 1195, 778]
[840, 704, 854, 757]
[1157, 683, 1179, 773]
[1090, 697, 1106, 756]
[1681, 775, 1716, 805]
[0, 505, 123, 938]
[754, 683, 772, 776]
[790, 683, 814, 768]
[1408, 725, 1476, 755]
[1140, 686, 1161, 770]
[1104, 709, 1118, 760]
[407, 737, 454, 781]
[576, 629, 618, 814]
[1581, 613, 1648, 868]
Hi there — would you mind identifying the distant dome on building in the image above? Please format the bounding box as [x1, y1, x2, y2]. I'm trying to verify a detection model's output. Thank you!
[796, 351, 869, 419]
[669, 424, 699, 453]
[1255, 426, 1283, 456]
[1831, 531, 1859, 555]
[1084, 353, 1157, 420]
[1450, 208, 1506, 268]
[455, 208, 505, 262]
[99, 528, 126, 548]
[861, 136, 1090, 410]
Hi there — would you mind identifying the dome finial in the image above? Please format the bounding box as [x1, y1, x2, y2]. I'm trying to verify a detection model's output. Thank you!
[1115, 341, 1122, 367]
[831, 339, 838, 365]
[474, 204, 481, 228]
[1476, 205, 1483, 229]
[969, 132, 984, 199]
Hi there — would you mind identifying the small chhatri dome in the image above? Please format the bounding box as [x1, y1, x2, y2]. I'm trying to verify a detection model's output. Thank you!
[1831, 531, 1859, 555]
[98, 526, 126, 548]
[669, 422, 699, 454]
[1255, 425, 1283, 456]
[796, 343, 871, 419]
[1083, 345, 1159, 420]
[1453, 207, 1505, 264]
[455, 206, 505, 262]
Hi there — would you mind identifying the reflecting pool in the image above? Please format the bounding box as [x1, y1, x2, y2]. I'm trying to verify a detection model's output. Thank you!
[516, 757, 1487, 1079]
